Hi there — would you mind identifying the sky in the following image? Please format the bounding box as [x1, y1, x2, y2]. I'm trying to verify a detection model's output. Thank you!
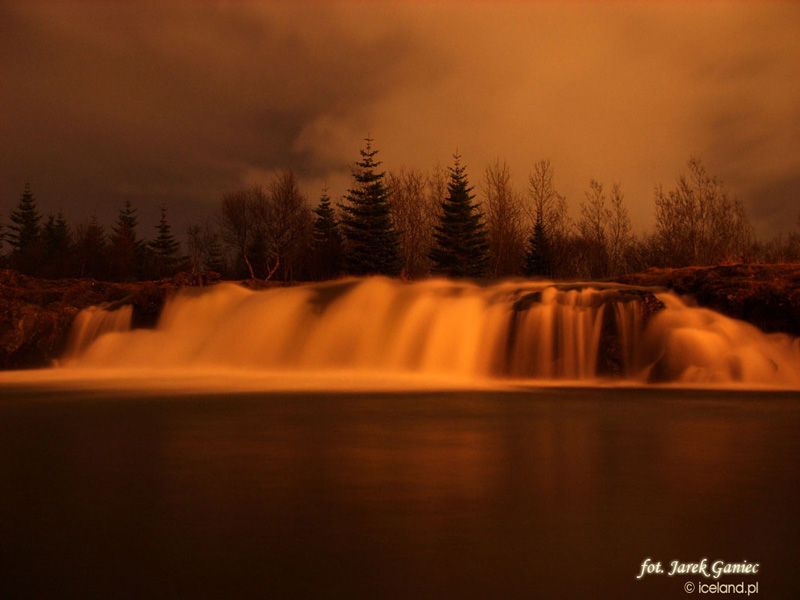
[2, 1, 799, 237]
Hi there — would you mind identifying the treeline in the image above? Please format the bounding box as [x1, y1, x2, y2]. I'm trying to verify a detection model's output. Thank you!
[0, 187, 183, 281]
[3, 140, 800, 282]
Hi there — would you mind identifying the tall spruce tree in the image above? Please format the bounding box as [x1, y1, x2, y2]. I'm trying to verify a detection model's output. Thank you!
[429, 154, 489, 278]
[339, 139, 401, 276]
[524, 206, 552, 277]
[7, 182, 43, 274]
[109, 199, 142, 280]
[312, 189, 343, 280]
[114, 199, 139, 233]
[7, 182, 42, 253]
[149, 205, 181, 277]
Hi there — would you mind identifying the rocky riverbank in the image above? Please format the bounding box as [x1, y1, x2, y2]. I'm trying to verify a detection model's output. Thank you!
[0, 270, 221, 369]
[616, 263, 800, 337]
[1, 264, 798, 370]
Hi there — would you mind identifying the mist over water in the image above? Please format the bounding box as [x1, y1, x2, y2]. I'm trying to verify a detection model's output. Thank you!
[57, 278, 800, 389]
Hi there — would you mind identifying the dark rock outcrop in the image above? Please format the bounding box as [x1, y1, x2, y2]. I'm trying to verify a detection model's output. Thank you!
[596, 291, 666, 377]
[507, 286, 666, 378]
[0, 270, 217, 369]
[616, 263, 800, 336]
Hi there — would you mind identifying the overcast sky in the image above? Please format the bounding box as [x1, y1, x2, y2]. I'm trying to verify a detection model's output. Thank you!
[2, 1, 799, 237]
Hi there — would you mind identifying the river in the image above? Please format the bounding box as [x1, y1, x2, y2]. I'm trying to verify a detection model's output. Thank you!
[1, 384, 798, 599]
[2, 277, 799, 598]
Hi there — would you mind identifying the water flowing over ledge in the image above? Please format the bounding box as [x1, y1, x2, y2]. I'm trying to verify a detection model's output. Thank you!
[57, 277, 800, 389]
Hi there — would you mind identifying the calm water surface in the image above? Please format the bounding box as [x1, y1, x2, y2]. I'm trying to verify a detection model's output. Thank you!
[1, 386, 798, 599]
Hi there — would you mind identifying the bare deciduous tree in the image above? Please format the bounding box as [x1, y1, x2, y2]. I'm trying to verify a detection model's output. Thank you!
[186, 223, 209, 274]
[256, 170, 312, 281]
[187, 218, 222, 275]
[483, 160, 526, 278]
[427, 163, 448, 209]
[526, 159, 570, 277]
[218, 187, 259, 279]
[388, 168, 437, 279]
[577, 179, 611, 278]
[607, 182, 633, 276]
[655, 158, 753, 266]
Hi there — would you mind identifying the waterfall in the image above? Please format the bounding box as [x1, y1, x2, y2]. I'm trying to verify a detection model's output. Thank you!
[63, 304, 133, 360]
[61, 277, 800, 386]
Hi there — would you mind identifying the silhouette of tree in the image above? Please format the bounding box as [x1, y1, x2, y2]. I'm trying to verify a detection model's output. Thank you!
[311, 189, 343, 280]
[483, 160, 525, 277]
[74, 213, 108, 279]
[524, 206, 552, 278]
[7, 181, 43, 274]
[204, 229, 226, 275]
[607, 182, 633, 276]
[388, 168, 437, 278]
[339, 138, 401, 276]
[655, 158, 752, 266]
[42, 210, 73, 278]
[219, 187, 258, 279]
[577, 179, 612, 278]
[109, 199, 143, 280]
[149, 205, 181, 277]
[526, 160, 569, 277]
[258, 170, 311, 281]
[429, 154, 489, 278]
[186, 223, 207, 274]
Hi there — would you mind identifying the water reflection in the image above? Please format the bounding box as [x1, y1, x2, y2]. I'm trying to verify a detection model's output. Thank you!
[0, 389, 798, 599]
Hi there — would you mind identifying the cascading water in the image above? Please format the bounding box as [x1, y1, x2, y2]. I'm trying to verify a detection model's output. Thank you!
[63, 304, 133, 360]
[61, 277, 800, 386]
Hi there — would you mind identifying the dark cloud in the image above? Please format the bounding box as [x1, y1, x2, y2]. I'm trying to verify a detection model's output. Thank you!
[0, 2, 443, 229]
[1, 2, 799, 237]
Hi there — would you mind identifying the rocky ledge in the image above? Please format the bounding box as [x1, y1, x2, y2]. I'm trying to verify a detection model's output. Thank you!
[0, 270, 223, 369]
[616, 263, 800, 337]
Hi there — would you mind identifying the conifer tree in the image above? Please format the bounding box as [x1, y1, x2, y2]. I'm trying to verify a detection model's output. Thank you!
[7, 182, 42, 254]
[339, 139, 401, 276]
[7, 182, 44, 274]
[524, 206, 552, 277]
[149, 205, 181, 277]
[429, 154, 489, 278]
[42, 211, 71, 254]
[109, 199, 142, 280]
[114, 199, 140, 238]
[527, 159, 569, 278]
[312, 189, 343, 279]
